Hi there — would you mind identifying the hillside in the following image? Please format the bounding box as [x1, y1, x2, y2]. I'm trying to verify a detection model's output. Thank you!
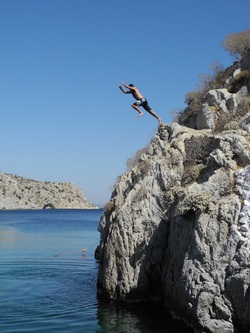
[0, 172, 97, 210]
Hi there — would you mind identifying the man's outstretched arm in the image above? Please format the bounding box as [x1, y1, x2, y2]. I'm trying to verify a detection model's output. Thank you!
[119, 82, 131, 94]
[121, 81, 137, 91]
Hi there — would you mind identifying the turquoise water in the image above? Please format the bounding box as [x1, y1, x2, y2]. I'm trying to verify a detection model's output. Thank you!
[0, 209, 192, 333]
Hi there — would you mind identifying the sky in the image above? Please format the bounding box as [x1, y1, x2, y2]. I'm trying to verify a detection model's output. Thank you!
[0, 0, 249, 206]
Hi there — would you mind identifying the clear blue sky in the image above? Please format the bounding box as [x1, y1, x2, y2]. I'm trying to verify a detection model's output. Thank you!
[1, 0, 249, 205]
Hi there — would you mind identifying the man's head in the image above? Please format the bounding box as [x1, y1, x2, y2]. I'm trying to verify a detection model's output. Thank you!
[129, 84, 134, 87]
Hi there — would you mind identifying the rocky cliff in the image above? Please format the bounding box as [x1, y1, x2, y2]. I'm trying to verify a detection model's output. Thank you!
[97, 51, 250, 333]
[0, 172, 97, 210]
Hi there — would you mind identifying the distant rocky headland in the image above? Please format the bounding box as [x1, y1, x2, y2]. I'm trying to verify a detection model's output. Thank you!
[0, 172, 98, 210]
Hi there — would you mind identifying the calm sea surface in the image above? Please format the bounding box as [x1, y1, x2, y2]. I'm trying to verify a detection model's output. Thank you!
[0, 209, 192, 333]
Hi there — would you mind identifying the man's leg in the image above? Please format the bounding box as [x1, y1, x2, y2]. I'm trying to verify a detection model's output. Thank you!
[142, 100, 162, 124]
[147, 109, 162, 124]
[132, 104, 144, 118]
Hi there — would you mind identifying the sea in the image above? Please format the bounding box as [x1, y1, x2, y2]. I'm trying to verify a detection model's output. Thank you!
[0, 209, 193, 333]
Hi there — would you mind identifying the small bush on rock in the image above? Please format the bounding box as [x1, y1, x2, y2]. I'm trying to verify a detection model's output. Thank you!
[178, 62, 237, 127]
[126, 147, 148, 171]
[222, 29, 250, 60]
[214, 95, 250, 132]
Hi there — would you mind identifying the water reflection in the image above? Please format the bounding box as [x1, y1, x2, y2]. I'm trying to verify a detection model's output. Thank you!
[0, 228, 26, 244]
[0, 210, 195, 333]
[97, 301, 194, 333]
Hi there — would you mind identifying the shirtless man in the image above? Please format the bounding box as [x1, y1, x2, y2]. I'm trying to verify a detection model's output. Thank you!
[119, 81, 162, 124]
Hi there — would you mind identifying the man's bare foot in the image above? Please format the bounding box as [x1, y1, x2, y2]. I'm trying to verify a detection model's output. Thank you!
[137, 112, 144, 118]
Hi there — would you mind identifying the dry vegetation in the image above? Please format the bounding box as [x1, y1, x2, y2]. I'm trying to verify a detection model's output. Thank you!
[126, 147, 148, 171]
[214, 95, 250, 132]
[222, 30, 250, 60]
[176, 30, 250, 129]
[176, 62, 238, 126]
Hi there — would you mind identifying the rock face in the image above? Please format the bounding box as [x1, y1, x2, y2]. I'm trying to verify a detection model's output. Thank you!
[97, 53, 250, 333]
[178, 51, 250, 132]
[0, 172, 97, 210]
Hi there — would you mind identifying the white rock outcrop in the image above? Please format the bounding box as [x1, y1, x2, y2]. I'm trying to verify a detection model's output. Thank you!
[97, 122, 250, 333]
[197, 88, 243, 130]
[97, 51, 250, 333]
[186, 51, 250, 132]
[0, 172, 97, 209]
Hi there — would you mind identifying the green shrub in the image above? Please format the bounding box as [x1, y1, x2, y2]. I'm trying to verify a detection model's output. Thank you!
[182, 164, 207, 186]
[182, 136, 213, 185]
[184, 136, 213, 165]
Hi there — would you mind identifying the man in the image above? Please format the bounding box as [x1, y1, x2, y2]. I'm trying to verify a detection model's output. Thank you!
[119, 81, 162, 124]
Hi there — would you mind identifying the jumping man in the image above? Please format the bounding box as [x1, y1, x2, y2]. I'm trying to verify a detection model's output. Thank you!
[119, 81, 162, 124]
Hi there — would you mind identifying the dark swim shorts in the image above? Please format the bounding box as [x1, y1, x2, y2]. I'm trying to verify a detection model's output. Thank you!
[133, 98, 152, 112]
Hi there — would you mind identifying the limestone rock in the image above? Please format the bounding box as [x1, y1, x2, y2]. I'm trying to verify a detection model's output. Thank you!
[97, 122, 250, 333]
[97, 50, 250, 332]
[196, 89, 241, 130]
[0, 172, 97, 209]
[181, 51, 250, 131]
